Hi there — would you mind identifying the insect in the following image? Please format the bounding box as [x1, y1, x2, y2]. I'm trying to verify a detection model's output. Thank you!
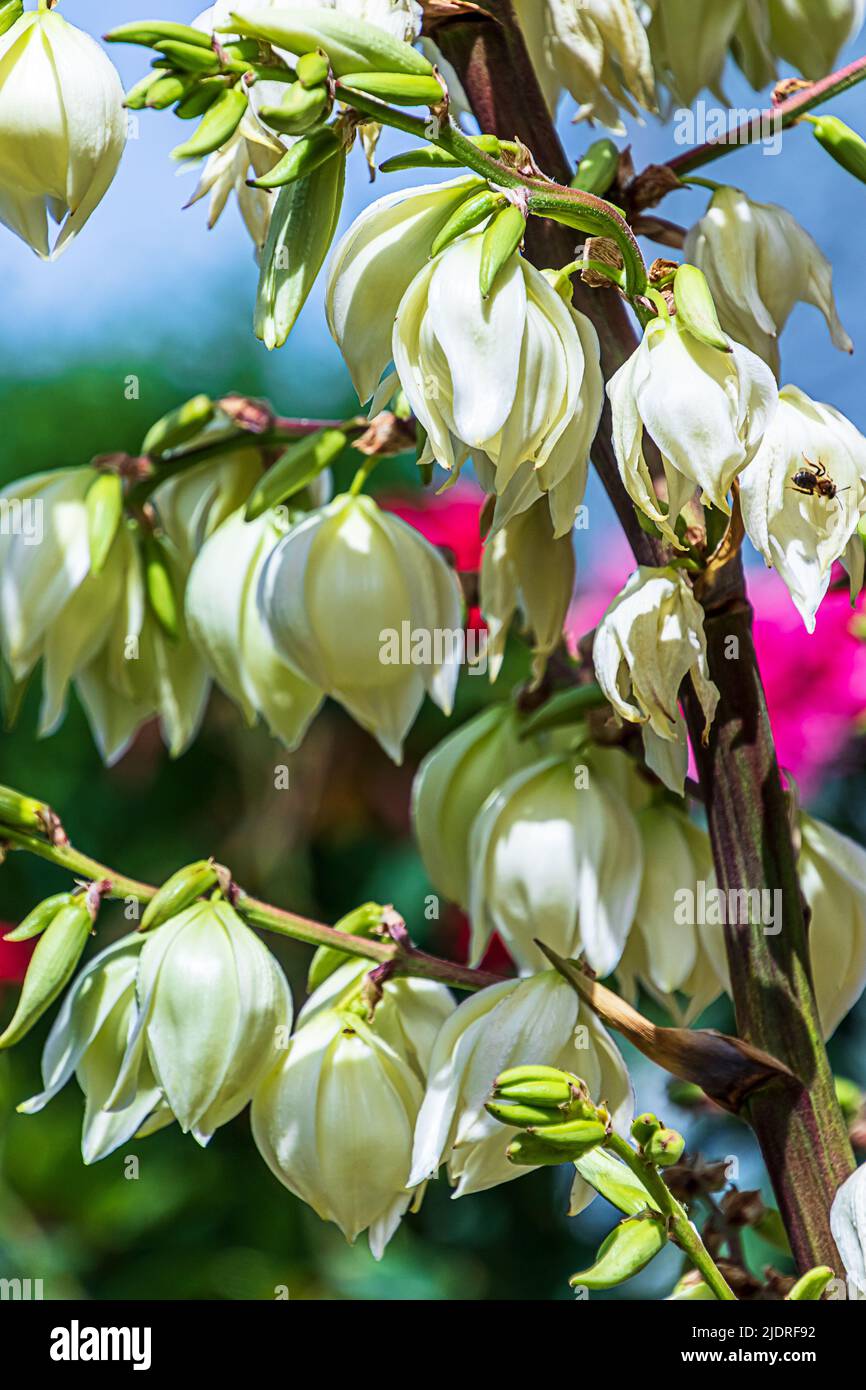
[789, 454, 849, 505]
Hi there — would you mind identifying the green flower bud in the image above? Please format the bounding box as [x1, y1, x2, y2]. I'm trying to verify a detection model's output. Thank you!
[145, 73, 197, 110]
[174, 80, 224, 120]
[139, 860, 219, 933]
[245, 429, 347, 520]
[250, 125, 342, 190]
[480, 204, 526, 298]
[142, 395, 215, 457]
[105, 21, 213, 50]
[297, 49, 330, 88]
[0, 895, 94, 1049]
[631, 1112, 662, 1146]
[506, 1118, 608, 1166]
[431, 187, 506, 257]
[569, 1214, 668, 1289]
[486, 1099, 570, 1128]
[153, 38, 221, 73]
[787, 1266, 834, 1301]
[171, 86, 249, 161]
[228, 7, 434, 78]
[124, 71, 164, 110]
[645, 1126, 686, 1167]
[256, 150, 346, 349]
[306, 902, 388, 993]
[807, 114, 866, 186]
[86, 473, 124, 576]
[572, 138, 620, 195]
[5, 893, 75, 943]
[259, 83, 331, 135]
[339, 70, 443, 106]
[0, 782, 50, 834]
[674, 263, 731, 353]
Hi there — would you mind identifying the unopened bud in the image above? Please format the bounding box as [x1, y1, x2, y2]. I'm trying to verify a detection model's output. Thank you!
[431, 186, 504, 258]
[306, 901, 388, 991]
[806, 114, 866, 186]
[572, 138, 619, 196]
[172, 86, 249, 161]
[139, 859, 219, 933]
[480, 204, 526, 298]
[505, 1117, 607, 1165]
[0, 895, 95, 1049]
[260, 82, 330, 135]
[569, 1214, 668, 1289]
[142, 394, 214, 456]
[492, 1064, 584, 1109]
[786, 1266, 834, 1301]
[0, 782, 51, 835]
[226, 8, 435, 79]
[297, 49, 330, 88]
[631, 1112, 662, 1146]
[645, 1126, 685, 1167]
[245, 428, 347, 520]
[674, 263, 731, 352]
[5, 893, 75, 943]
[339, 70, 442, 106]
[105, 21, 212, 50]
[250, 126, 342, 189]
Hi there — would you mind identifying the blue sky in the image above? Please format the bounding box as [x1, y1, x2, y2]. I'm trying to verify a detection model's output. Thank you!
[3, 1, 866, 432]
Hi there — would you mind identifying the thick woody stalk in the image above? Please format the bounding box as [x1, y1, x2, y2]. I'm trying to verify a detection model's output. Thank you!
[434, 0, 853, 1270]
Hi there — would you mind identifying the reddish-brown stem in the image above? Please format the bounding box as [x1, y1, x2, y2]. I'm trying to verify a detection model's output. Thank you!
[436, 0, 854, 1271]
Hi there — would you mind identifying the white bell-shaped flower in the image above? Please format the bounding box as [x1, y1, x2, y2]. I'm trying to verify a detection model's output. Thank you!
[768, 0, 866, 80]
[326, 176, 482, 405]
[0, 8, 126, 258]
[468, 752, 643, 976]
[593, 566, 720, 795]
[684, 187, 852, 378]
[480, 499, 576, 684]
[607, 309, 778, 544]
[739, 385, 866, 631]
[252, 969, 436, 1258]
[411, 703, 537, 909]
[797, 815, 866, 1039]
[513, 0, 656, 131]
[616, 806, 728, 1025]
[409, 970, 632, 1201]
[394, 234, 604, 537]
[19, 936, 173, 1165]
[647, 0, 744, 106]
[126, 900, 292, 1146]
[186, 507, 323, 749]
[831, 1164, 866, 1297]
[258, 493, 463, 762]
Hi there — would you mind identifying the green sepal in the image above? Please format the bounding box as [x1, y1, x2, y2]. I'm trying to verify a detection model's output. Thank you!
[5, 894, 75, 944]
[569, 1213, 668, 1289]
[171, 85, 249, 160]
[139, 860, 219, 932]
[480, 204, 525, 297]
[245, 429, 348, 520]
[142, 394, 214, 456]
[431, 186, 503, 257]
[0, 899, 93, 1050]
[85, 473, 124, 576]
[572, 138, 620, 196]
[306, 902, 388, 992]
[674, 264, 731, 352]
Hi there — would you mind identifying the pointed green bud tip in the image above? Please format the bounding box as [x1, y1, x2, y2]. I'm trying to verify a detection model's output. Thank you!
[249, 125, 341, 189]
[139, 859, 219, 933]
[104, 21, 213, 50]
[431, 186, 505, 258]
[296, 49, 330, 88]
[245, 428, 348, 520]
[806, 114, 866, 186]
[306, 901, 387, 991]
[505, 1118, 607, 1166]
[5, 893, 75, 943]
[572, 138, 620, 196]
[569, 1214, 668, 1290]
[787, 1266, 835, 1301]
[86, 472, 124, 575]
[153, 39, 221, 74]
[171, 86, 249, 162]
[674, 264, 731, 352]
[645, 1126, 685, 1167]
[142, 394, 214, 456]
[631, 1112, 662, 1146]
[0, 898, 93, 1049]
[480, 204, 526, 298]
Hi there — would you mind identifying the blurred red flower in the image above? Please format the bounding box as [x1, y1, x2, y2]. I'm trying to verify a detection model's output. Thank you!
[0, 930, 33, 985]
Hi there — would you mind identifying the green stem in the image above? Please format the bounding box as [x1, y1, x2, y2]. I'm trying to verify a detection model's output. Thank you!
[606, 1134, 737, 1301]
[2, 827, 503, 993]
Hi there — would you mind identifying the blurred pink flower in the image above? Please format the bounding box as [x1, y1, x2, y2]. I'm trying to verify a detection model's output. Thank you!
[380, 482, 484, 572]
[0, 931, 33, 985]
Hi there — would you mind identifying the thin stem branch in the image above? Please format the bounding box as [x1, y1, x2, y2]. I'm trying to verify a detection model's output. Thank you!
[606, 1133, 737, 1301]
[667, 53, 866, 177]
[2, 827, 503, 993]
